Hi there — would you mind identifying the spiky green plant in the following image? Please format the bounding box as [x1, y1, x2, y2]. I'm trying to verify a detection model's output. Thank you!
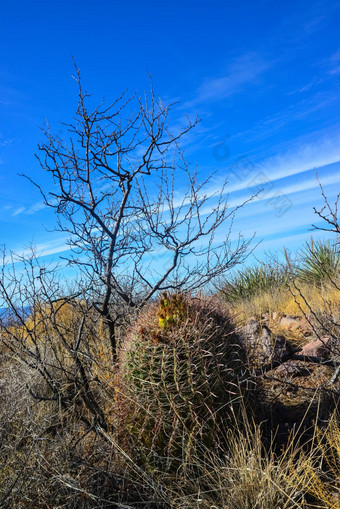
[219, 263, 291, 303]
[116, 294, 253, 471]
[296, 238, 339, 286]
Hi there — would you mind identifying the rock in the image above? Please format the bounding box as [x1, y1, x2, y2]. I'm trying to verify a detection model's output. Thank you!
[299, 336, 331, 360]
[280, 315, 300, 328]
[275, 360, 310, 378]
[272, 311, 278, 321]
[298, 320, 314, 337]
[241, 320, 290, 370]
[279, 315, 313, 337]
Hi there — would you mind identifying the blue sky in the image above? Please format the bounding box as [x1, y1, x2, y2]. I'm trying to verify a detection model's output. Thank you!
[1, 0, 340, 270]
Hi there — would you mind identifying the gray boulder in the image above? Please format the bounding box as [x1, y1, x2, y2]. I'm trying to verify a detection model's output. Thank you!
[241, 320, 291, 371]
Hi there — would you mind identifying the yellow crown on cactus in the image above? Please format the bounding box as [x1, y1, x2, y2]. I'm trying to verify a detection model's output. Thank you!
[158, 292, 186, 329]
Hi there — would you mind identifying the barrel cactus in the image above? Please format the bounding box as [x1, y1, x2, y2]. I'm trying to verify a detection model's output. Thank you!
[116, 293, 251, 470]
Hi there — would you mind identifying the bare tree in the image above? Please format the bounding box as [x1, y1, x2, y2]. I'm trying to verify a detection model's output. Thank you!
[285, 172, 340, 384]
[311, 171, 340, 382]
[312, 170, 340, 238]
[0, 66, 258, 466]
[23, 65, 255, 361]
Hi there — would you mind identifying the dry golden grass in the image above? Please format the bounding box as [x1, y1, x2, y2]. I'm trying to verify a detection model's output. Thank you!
[291, 413, 340, 509]
[230, 279, 340, 321]
[1, 283, 339, 507]
[145, 410, 318, 509]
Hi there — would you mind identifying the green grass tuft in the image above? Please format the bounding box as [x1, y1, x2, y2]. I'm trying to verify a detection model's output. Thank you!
[219, 262, 291, 303]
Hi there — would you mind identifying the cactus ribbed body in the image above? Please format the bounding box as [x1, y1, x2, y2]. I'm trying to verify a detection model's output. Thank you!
[116, 294, 249, 470]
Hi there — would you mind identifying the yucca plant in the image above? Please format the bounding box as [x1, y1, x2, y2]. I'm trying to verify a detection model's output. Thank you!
[296, 238, 339, 286]
[115, 293, 253, 472]
[219, 262, 291, 303]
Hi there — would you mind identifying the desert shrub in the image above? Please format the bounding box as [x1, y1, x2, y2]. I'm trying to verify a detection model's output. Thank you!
[115, 293, 254, 472]
[219, 262, 291, 303]
[296, 239, 339, 286]
[0, 355, 161, 509]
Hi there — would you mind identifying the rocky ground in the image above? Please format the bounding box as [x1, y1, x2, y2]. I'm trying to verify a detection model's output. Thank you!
[240, 313, 340, 444]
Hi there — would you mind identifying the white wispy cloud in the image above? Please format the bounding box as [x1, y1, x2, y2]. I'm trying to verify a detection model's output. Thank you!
[255, 137, 340, 182]
[4, 130, 339, 266]
[190, 167, 340, 234]
[140, 141, 340, 228]
[183, 53, 269, 109]
[26, 201, 46, 214]
[257, 229, 329, 254]
[210, 132, 340, 196]
[12, 206, 26, 217]
[271, 172, 340, 197]
[9, 201, 46, 217]
[0, 237, 71, 267]
[0, 138, 14, 148]
[19, 238, 70, 259]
